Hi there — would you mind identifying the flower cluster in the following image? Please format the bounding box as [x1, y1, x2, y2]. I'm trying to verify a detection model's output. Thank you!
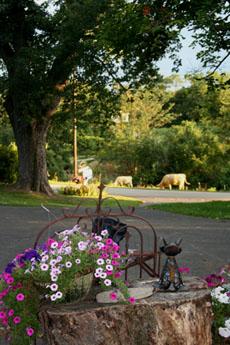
[204, 264, 230, 342]
[0, 225, 133, 345]
[219, 319, 230, 338]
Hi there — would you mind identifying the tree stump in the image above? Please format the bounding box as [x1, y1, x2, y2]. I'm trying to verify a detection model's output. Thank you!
[39, 277, 212, 345]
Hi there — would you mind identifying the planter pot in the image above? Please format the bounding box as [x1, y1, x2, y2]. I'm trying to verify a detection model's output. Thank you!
[34, 272, 94, 303]
[65, 272, 94, 302]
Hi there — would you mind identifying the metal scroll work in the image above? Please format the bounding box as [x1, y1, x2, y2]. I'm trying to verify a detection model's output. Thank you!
[34, 183, 160, 280]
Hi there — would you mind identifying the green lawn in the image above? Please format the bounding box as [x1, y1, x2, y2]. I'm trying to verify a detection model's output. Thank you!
[149, 201, 230, 219]
[0, 184, 141, 208]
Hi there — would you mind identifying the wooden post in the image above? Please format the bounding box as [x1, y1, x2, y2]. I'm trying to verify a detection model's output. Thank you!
[73, 117, 78, 178]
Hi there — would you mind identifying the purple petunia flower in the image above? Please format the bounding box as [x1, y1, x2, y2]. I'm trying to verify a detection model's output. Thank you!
[21, 250, 41, 262]
[4, 262, 16, 274]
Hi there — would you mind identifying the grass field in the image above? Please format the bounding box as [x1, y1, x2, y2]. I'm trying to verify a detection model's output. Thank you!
[149, 201, 230, 219]
[0, 184, 141, 208]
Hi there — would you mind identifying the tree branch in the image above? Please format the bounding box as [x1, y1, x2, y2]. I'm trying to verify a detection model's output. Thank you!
[195, 52, 230, 80]
[94, 55, 128, 92]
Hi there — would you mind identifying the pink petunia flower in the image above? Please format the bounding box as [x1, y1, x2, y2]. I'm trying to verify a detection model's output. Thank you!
[204, 274, 226, 288]
[2, 319, 8, 327]
[112, 253, 120, 259]
[26, 327, 34, 337]
[178, 267, 190, 274]
[112, 244, 119, 251]
[106, 238, 113, 245]
[106, 270, 113, 276]
[0, 311, 6, 319]
[109, 292, 118, 301]
[6, 277, 14, 285]
[16, 282, 23, 289]
[13, 316, 21, 324]
[114, 271, 122, 278]
[16, 293, 25, 301]
[128, 296, 136, 304]
[8, 309, 14, 317]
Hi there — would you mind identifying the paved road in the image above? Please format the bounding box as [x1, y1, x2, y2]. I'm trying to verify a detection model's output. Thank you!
[0, 205, 229, 277]
[106, 187, 230, 203]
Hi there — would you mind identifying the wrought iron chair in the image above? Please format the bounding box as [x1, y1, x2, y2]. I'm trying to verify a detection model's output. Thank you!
[33, 184, 161, 280]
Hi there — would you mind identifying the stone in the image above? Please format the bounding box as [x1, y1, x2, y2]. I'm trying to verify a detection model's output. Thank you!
[39, 276, 212, 345]
[96, 287, 153, 303]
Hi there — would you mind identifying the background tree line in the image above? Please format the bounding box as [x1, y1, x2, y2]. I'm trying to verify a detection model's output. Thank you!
[1, 72, 229, 190]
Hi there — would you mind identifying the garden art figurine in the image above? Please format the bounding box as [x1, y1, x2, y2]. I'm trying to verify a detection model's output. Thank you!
[156, 238, 183, 291]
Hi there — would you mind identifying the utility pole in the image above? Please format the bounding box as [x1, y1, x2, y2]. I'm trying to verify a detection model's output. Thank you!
[73, 117, 78, 178]
[72, 73, 78, 179]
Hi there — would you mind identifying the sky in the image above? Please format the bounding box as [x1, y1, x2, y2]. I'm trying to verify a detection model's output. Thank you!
[157, 29, 230, 77]
[34, 1, 230, 78]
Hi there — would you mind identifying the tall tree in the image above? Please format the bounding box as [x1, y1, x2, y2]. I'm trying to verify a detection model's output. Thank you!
[0, 0, 228, 193]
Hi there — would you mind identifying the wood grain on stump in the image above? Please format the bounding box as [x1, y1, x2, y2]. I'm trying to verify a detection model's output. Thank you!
[39, 277, 212, 345]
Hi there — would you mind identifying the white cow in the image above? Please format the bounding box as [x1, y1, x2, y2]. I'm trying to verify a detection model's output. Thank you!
[157, 173, 190, 190]
[114, 176, 133, 188]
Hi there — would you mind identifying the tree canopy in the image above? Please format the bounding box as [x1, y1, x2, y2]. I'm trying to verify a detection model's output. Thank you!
[0, 0, 229, 193]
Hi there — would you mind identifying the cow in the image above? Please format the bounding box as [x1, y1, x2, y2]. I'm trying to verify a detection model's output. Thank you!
[157, 173, 190, 190]
[114, 176, 133, 188]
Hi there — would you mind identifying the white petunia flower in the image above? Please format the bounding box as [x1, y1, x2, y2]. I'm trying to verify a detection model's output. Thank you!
[219, 327, 230, 338]
[75, 258, 81, 264]
[40, 263, 49, 271]
[106, 259, 111, 264]
[51, 275, 58, 282]
[41, 255, 49, 262]
[225, 319, 230, 330]
[55, 291, 63, 299]
[101, 229, 108, 236]
[104, 279, 112, 286]
[106, 265, 113, 271]
[96, 242, 104, 249]
[97, 258, 104, 265]
[96, 267, 103, 274]
[100, 272, 107, 279]
[50, 241, 58, 249]
[94, 272, 101, 278]
[65, 261, 72, 268]
[78, 241, 88, 251]
[50, 283, 58, 292]
[95, 235, 102, 241]
[64, 246, 72, 255]
[50, 294, 57, 301]
[217, 293, 229, 304]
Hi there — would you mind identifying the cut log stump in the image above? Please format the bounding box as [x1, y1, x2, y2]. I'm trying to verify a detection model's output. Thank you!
[39, 276, 212, 345]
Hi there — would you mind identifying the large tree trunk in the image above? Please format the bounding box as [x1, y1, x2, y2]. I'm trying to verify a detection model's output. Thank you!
[6, 100, 53, 195]
[16, 117, 53, 195]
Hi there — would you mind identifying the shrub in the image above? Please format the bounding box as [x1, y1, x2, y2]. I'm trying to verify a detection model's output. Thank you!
[0, 143, 18, 183]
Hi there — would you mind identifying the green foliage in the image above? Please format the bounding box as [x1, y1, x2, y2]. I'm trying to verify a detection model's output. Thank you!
[62, 183, 104, 198]
[0, 184, 141, 208]
[0, 143, 18, 183]
[171, 73, 230, 129]
[47, 145, 72, 181]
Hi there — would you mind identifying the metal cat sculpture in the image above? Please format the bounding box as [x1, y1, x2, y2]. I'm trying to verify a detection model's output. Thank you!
[156, 238, 183, 291]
